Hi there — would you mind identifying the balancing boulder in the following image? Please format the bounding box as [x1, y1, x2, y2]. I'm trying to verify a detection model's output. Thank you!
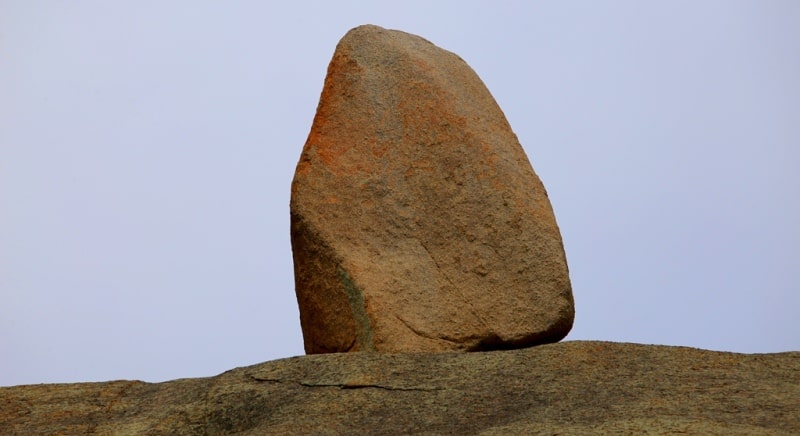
[291, 25, 574, 353]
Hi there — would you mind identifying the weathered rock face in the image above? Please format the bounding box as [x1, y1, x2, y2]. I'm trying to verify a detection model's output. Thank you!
[291, 24, 574, 354]
[2, 342, 798, 434]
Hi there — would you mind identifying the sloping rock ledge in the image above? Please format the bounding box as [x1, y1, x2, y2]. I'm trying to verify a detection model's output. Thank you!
[2, 341, 797, 434]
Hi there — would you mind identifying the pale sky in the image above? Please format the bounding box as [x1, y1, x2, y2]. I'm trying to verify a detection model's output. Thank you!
[2, 1, 798, 387]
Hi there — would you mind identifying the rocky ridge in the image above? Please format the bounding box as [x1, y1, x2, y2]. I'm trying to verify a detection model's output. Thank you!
[2, 341, 797, 434]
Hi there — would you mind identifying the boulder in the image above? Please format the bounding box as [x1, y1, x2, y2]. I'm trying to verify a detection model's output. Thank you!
[2, 342, 797, 434]
[290, 24, 574, 353]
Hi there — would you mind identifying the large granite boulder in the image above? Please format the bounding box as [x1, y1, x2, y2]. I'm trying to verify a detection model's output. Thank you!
[290, 24, 574, 354]
[2, 342, 797, 434]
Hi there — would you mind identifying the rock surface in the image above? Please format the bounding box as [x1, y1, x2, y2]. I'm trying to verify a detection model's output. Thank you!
[291, 24, 573, 354]
[2, 341, 797, 434]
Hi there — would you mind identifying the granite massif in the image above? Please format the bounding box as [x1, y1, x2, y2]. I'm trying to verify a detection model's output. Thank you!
[5, 25, 795, 435]
[2, 341, 798, 434]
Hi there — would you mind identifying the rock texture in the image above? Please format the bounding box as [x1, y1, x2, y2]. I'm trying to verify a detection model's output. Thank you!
[2, 342, 798, 434]
[291, 24, 573, 354]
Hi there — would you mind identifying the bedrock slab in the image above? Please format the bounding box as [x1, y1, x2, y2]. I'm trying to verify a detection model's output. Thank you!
[2, 342, 798, 434]
[291, 25, 573, 353]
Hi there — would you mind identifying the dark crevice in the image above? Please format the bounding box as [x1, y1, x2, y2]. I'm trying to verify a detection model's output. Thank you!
[300, 382, 443, 392]
[466, 327, 569, 352]
[251, 376, 442, 392]
[249, 376, 284, 384]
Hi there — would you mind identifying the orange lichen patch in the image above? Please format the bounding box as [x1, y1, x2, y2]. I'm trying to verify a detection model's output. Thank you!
[480, 143, 499, 166]
[412, 58, 434, 74]
[294, 158, 312, 177]
[315, 139, 348, 171]
[307, 52, 365, 173]
[490, 177, 506, 193]
[370, 140, 390, 159]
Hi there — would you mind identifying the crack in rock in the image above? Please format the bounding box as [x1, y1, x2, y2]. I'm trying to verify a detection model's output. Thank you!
[415, 238, 492, 332]
[249, 376, 284, 384]
[250, 376, 442, 391]
[395, 314, 459, 345]
[299, 381, 443, 392]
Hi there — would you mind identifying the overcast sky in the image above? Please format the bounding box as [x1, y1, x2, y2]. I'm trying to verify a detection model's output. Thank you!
[2, 2, 798, 387]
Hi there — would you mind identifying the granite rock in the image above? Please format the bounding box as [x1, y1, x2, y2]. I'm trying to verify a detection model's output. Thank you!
[291, 24, 574, 353]
[2, 342, 797, 434]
